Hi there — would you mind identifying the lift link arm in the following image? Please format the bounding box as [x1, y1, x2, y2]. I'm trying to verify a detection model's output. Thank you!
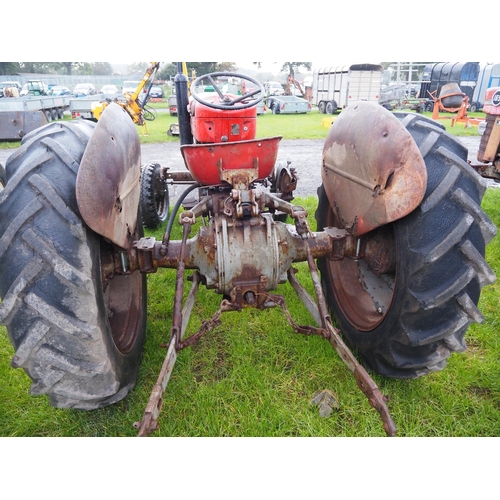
[298, 245, 397, 437]
[302, 237, 396, 435]
[134, 216, 196, 437]
[262, 192, 314, 239]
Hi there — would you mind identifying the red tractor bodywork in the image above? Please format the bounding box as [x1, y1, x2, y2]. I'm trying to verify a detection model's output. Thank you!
[184, 94, 280, 186]
[181, 137, 282, 186]
[189, 95, 258, 144]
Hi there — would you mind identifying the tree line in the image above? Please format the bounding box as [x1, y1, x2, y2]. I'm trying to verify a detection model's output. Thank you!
[0, 62, 315, 82]
[0, 62, 116, 76]
[0, 62, 240, 78]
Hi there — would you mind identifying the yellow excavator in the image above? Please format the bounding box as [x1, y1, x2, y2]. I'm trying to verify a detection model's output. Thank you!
[91, 62, 160, 132]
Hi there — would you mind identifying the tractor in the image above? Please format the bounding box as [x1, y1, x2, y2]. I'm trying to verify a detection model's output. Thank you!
[471, 87, 500, 181]
[0, 64, 496, 436]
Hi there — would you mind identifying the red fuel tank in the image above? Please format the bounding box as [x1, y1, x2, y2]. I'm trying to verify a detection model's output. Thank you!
[189, 96, 257, 143]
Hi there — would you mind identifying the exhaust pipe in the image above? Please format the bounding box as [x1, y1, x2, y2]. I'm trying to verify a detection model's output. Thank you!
[175, 63, 193, 145]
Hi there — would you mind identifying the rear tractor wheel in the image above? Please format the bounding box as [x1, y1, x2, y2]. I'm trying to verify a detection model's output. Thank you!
[316, 112, 496, 378]
[0, 120, 147, 409]
[0, 164, 6, 190]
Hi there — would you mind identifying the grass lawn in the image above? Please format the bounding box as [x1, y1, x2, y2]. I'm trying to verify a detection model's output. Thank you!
[0, 99, 498, 438]
[0, 104, 487, 151]
[132, 107, 488, 142]
[1, 186, 499, 437]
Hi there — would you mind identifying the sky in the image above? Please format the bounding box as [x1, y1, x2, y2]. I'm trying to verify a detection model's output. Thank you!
[6, 1, 498, 67]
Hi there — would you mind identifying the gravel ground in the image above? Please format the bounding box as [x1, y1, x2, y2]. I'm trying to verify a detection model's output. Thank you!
[1, 135, 494, 200]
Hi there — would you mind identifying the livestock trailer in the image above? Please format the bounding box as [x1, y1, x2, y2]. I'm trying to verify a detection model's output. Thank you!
[313, 64, 383, 114]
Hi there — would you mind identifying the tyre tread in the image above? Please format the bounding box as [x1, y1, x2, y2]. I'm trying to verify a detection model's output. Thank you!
[0, 120, 146, 409]
[317, 111, 497, 378]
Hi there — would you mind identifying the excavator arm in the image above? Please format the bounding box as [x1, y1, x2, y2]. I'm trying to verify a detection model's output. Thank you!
[285, 74, 304, 96]
[92, 62, 160, 126]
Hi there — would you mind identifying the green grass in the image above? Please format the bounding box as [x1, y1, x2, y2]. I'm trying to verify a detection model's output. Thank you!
[141, 107, 488, 142]
[0, 102, 497, 437]
[1, 191, 500, 437]
[0, 106, 487, 151]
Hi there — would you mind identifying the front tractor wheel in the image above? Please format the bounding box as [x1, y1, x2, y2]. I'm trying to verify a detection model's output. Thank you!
[316, 113, 497, 378]
[0, 120, 147, 409]
[140, 162, 169, 229]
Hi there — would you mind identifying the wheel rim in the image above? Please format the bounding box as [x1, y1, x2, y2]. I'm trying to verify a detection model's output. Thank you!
[323, 205, 397, 331]
[100, 238, 144, 354]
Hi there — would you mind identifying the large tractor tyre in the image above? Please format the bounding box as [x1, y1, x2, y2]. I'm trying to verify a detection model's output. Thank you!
[0, 120, 147, 409]
[0, 164, 6, 190]
[316, 112, 497, 378]
[140, 162, 169, 229]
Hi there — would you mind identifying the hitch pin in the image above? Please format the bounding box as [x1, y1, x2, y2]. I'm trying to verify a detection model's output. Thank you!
[120, 252, 128, 273]
[355, 238, 361, 259]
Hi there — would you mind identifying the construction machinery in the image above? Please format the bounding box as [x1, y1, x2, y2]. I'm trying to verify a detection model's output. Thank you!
[0, 63, 496, 437]
[470, 87, 500, 181]
[68, 63, 159, 131]
[90, 62, 159, 129]
[426, 82, 476, 127]
[285, 75, 305, 96]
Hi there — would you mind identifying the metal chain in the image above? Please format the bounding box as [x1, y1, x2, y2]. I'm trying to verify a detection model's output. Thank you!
[178, 299, 229, 349]
[258, 292, 326, 337]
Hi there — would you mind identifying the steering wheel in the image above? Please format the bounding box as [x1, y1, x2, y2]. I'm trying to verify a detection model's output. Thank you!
[190, 72, 264, 110]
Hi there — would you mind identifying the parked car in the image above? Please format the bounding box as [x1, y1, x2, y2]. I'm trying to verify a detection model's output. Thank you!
[73, 83, 96, 97]
[264, 81, 285, 96]
[149, 85, 164, 98]
[20, 81, 49, 96]
[0, 80, 22, 98]
[49, 85, 72, 96]
[100, 84, 119, 95]
[122, 81, 140, 94]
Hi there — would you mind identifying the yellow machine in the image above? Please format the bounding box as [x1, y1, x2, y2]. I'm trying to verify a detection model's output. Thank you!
[91, 62, 160, 132]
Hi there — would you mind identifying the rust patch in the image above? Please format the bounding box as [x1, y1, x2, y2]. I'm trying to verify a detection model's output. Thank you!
[321, 102, 427, 237]
[76, 103, 141, 249]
